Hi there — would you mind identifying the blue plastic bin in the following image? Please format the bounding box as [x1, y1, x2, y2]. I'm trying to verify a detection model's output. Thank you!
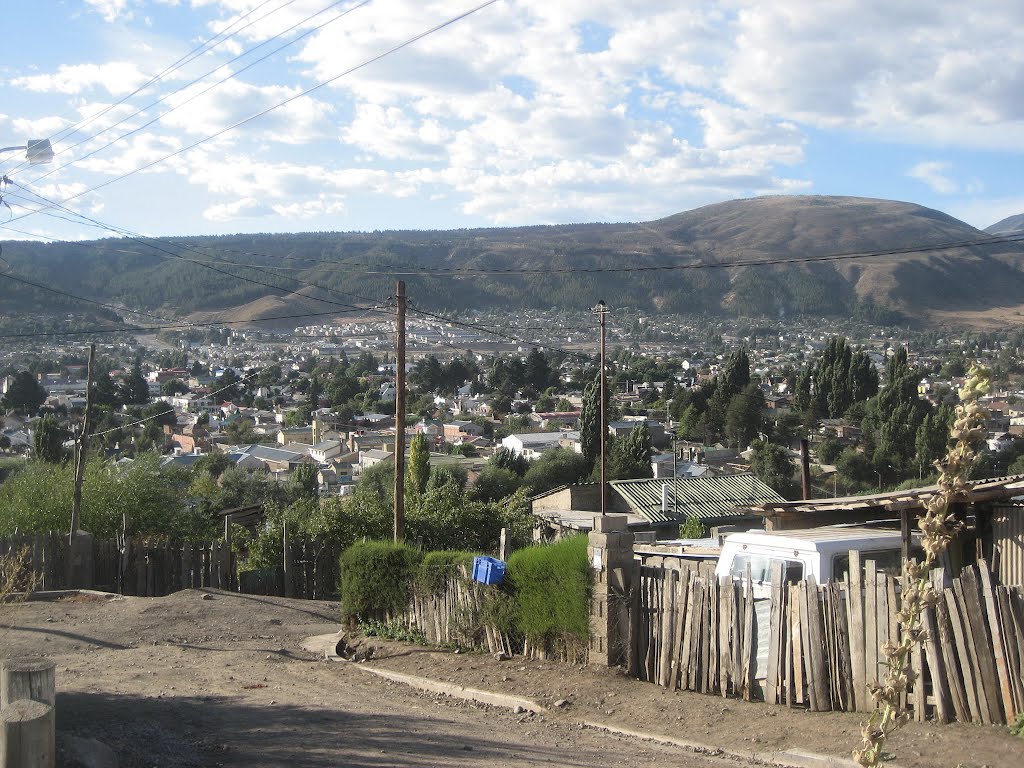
[472, 556, 506, 585]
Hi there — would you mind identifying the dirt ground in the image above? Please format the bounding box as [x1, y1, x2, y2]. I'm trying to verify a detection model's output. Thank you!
[1, 589, 1020, 768]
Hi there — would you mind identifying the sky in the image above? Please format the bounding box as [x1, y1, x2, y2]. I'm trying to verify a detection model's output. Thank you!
[1, 0, 1023, 241]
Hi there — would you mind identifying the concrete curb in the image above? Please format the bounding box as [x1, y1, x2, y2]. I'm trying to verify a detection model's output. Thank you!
[301, 633, 869, 768]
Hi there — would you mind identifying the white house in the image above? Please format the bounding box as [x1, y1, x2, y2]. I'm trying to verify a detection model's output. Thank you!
[501, 431, 580, 461]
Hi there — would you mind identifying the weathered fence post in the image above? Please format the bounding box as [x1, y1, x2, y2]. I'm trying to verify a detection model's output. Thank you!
[588, 514, 634, 667]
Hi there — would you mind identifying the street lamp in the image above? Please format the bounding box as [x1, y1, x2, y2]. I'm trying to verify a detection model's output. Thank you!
[0, 139, 54, 165]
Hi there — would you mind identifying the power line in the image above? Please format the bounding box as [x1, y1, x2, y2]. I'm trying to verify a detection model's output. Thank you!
[5, 182, 385, 311]
[3, 0, 299, 177]
[23, 0, 369, 187]
[3, 0, 502, 225]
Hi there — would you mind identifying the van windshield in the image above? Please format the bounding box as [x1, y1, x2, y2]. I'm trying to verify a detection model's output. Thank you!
[728, 554, 804, 585]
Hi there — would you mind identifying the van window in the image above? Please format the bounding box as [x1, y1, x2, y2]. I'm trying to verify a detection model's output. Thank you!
[832, 548, 905, 581]
[729, 554, 804, 585]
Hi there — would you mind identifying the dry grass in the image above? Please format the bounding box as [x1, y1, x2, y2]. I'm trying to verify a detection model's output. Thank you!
[0, 545, 35, 603]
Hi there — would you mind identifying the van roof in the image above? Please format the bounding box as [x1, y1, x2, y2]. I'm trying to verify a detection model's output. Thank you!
[722, 526, 906, 553]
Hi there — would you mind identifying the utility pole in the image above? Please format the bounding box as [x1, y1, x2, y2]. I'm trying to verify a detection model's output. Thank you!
[393, 281, 407, 542]
[70, 343, 95, 540]
[592, 301, 609, 515]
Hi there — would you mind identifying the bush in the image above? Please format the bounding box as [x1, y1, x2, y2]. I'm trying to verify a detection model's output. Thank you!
[339, 541, 422, 625]
[506, 535, 591, 659]
[416, 550, 476, 594]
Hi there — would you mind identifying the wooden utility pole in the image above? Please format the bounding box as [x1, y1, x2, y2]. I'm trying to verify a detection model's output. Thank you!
[70, 343, 95, 539]
[393, 281, 407, 542]
[592, 301, 609, 515]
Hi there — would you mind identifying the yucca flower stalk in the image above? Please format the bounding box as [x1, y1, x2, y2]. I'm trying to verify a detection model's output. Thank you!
[853, 365, 990, 767]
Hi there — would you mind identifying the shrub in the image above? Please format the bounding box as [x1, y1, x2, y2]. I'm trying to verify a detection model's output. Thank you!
[506, 535, 591, 659]
[416, 550, 476, 594]
[339, 541, 422, 625]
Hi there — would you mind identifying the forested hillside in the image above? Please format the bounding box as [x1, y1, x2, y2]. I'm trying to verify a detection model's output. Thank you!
[3, 195, 1022, 327]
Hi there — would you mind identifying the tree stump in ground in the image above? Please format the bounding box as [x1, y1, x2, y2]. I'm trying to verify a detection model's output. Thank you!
[1, 699, 54, 768]
[1, 659, 55, 708]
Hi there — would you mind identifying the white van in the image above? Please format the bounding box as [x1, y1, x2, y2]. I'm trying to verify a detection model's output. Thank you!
[714, 526, 914, 599]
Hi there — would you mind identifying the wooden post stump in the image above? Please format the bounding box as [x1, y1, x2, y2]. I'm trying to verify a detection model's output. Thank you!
[1, 659, 55, 709]
[0, 699, 54, 768]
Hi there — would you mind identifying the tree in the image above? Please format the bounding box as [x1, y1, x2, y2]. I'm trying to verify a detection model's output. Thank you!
[469, 465, 521, 502]
[525, 348, 556, 392]
[2, 372, 46, 413]
[521, 447, 590, 495]
[288, 463, 319, 502]
[123, 358, 150, 405]
[92, 370, 119, 409]
[816, 433, 843, 465]
[607, 422, 653, 480]
[870, 348, 931, 475]
[407, 433, 431, 498]
[579, 376, 603, 471]
[488, 447, 529, 477]
[795, 337, 878, 418]
[161, 379, 189, 396]
[33, 414, 67, 464]
[724, 382, 765, 451]
[750, 440, 798, 498]
[215, 368, 243, 403]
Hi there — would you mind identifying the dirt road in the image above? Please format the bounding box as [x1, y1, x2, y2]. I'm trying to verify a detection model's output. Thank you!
[1, 590, 1019, 768]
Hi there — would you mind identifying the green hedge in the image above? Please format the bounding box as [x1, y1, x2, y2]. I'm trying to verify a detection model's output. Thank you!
[416, 550, 476, 594]
[338, 540, 422, 624]
[337, 537, 592, 658]
[506, 535, 590, 656]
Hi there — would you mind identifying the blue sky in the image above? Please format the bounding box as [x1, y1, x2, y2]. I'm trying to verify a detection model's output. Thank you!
[0, 0, 1022, 241]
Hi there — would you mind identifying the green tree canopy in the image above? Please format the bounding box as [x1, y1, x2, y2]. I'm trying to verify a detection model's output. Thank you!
[2, 372, 46, 413]
[33, 414, 68, 464]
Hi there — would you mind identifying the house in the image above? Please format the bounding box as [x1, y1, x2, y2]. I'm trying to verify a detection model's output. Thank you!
[529, 411, 581, 430]
[309, 439, 342, 464]
[501, 431, 580, 460]
[443, 420, 484, 440]
[359, 448, 394, 470]
[651, 453, 708, 479]
[530, 473, 777, 540]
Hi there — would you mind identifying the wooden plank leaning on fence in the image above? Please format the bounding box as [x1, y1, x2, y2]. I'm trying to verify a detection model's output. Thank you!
[958, 567, 1003, 723]
[718, 575, 731, 697]
[944, 582, 983, 722]
[994, 586, 1024, 715]
[766, 562, 784, 705]
[671, 570, 690, 691]
[658, 569, 677, 688]
[977, 561, 1015, 720]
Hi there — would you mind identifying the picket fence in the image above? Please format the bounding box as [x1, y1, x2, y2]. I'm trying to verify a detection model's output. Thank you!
[632, 555, 1024, 725]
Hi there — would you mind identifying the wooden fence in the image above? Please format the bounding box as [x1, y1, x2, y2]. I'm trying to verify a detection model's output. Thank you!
[631, 556, 1024, 725]
[400, 565, 512, 655]
[0, 534, 234, 596]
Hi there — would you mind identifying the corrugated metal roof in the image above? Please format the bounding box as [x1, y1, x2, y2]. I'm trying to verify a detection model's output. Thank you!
[610, 474, 784, 524]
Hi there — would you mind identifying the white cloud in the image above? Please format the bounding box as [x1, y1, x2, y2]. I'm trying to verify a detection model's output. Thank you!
[11, 63, 150, 96]
[907, 161, 958, 194]
[84, 0, 132, 23]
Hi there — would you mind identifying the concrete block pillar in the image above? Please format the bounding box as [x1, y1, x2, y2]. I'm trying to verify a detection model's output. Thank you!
[588, 514, 635, 667]
[67, 531, 94, 589]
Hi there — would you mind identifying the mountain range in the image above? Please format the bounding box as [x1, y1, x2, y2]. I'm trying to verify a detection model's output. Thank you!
[4, 195, 1024, 331]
